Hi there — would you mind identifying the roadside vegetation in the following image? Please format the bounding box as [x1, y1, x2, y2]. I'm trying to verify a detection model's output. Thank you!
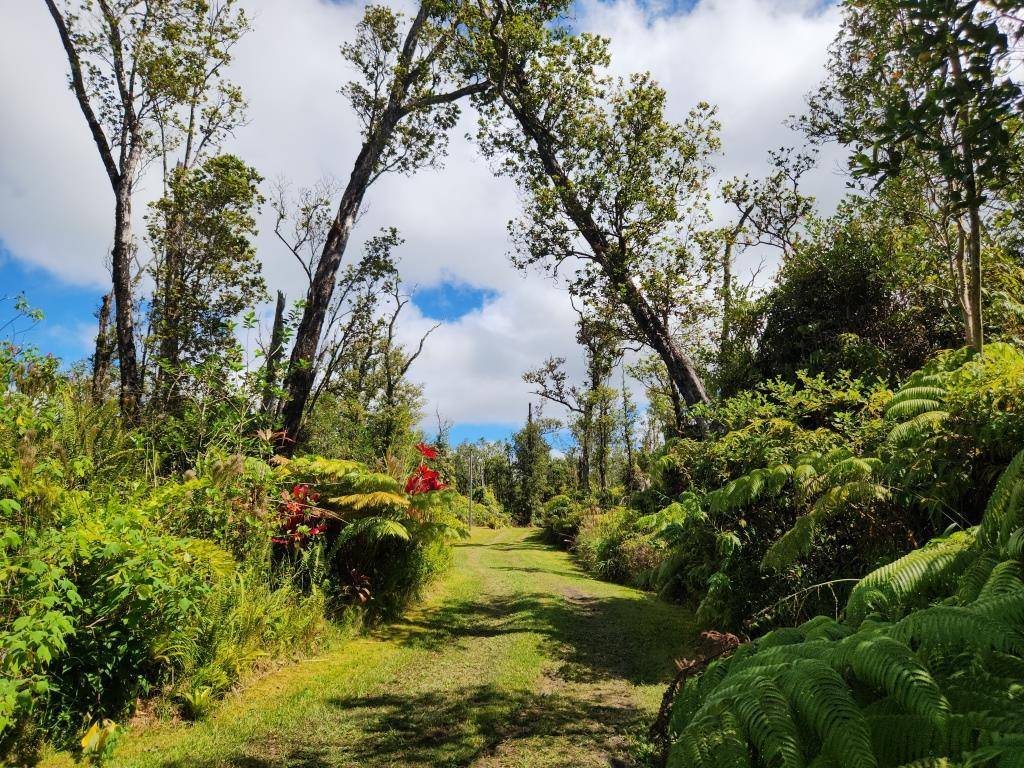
[4, 0, 1024, 766]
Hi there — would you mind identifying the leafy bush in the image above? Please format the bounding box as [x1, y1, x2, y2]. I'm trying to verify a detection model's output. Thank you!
[536, 494, 588, 545]
[663, 448, 1024, 768]
[574, 507, 662, 588]
[639, 345, 1024, 632]
[272, 452, 464, 619]
[448, 487, 510, 529]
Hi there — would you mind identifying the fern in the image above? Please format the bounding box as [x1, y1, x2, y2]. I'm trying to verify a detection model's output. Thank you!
[846, 531, 977, 625]
[328, 491, 410, 512]
[887, 410, 950, 445]
[764, 479, 890, 571]
[665, 447, 1024, 768]
[333, 516, 410, 545]
[979, 449, 1024, 548]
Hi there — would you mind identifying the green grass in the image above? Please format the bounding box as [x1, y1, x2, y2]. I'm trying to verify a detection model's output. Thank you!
[44, 528, 697, 768]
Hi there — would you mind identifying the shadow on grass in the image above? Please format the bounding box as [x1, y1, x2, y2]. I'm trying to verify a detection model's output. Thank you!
[381, 532, 697, 686]
[381, 590, 693, 685]
[146, 531, 692, 768]
[157, 684, 645, 768]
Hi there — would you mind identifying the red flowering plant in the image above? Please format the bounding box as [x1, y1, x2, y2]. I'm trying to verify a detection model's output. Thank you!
[404, 442, 458, 525]
[272, 482, 332, 547]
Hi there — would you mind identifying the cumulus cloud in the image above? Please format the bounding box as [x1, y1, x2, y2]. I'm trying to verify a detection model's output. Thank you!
[0, 0, 846, 429]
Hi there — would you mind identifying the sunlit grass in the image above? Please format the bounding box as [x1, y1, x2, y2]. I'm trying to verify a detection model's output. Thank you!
[43, 528, 697, 768]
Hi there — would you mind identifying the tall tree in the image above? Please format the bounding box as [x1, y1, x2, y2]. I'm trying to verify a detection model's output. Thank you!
[144, 154, 266, 411]
[524, 312, 619, 492]
[44, 0, 248, 418]
[511, 403, 549, 524]
[466, 6, 719, 414]
[804, 0, 1023, 351]
[277, 0, 489, 450]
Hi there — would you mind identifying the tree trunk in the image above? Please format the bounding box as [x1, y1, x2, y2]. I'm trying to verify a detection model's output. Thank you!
[92, 291, 114, 402]
[277, 132, 391, 452]
[950, 50, 984, 353]
[720, 244, 733, 359]
[501, 88, 710, 411]
[155, 232, 184, 412]
[112, 183, 142, 420]
[965, 203, 984, 353]
[620, 275, 709, 408]
[262, 290, 287, 418]
[621, 371, 637, 492]
[578, 408, 592, 494]
[669, 380, 684, 437]
[596, 396, 609, 493]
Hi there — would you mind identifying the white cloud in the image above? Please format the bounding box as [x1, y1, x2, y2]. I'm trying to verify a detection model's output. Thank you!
[0, 0, 846, 430]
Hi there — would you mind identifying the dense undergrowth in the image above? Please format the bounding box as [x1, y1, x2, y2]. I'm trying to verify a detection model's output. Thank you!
[0, 346, 467, 765]
[535, 343, 1024, 766]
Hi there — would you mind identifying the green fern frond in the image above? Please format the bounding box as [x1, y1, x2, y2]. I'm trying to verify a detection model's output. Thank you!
[979, 449, 1024, 548]
[967, 591, 1024, 632]
[886, 386, 947, 408]
[283, 457, 364, 480]
[731, 678, 804, 768]
[334, 516, 410, 546]
[777, 659, 876, 768]
[887, 411, 950, 445]
[835, 634, 950, 726]
[976, 560, 1024, 602]
[888, 605, 1024, 656]
[846, 530, 977, 625]
[764, 481, 890, 571]
[328, 491, 410, 512]
[340, 471, 402, 494]
[885, 398, 944, 421]
[763, 514, 817, 572]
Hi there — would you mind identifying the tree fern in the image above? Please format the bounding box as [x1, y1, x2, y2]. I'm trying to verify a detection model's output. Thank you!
[328, 491, 410, 512]
[846, 531, 977, 625]
[665, 450, 1024, 768]
[979, 449, 1024, 548]
[887, 410, 950, 445]
[333, 516, 410, 546]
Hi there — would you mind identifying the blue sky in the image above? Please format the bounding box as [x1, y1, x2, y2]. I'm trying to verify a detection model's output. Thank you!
[412, 282, 497, 322]
[0, 242, 101, 364]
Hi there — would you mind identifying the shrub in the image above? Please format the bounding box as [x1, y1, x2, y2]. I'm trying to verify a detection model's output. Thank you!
[574, 507, 662, 588]
[272, 452, 463, 619]
[662, 448, 1024, 768]
[536, 494, 587, 546]
[641, 346, 1024, 632]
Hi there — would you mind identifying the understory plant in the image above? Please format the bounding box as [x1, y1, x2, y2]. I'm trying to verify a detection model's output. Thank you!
[664, 447, 1024, 767]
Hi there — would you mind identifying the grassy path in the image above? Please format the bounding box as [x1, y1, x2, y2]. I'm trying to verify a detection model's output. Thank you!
[81, 528, 697, 768]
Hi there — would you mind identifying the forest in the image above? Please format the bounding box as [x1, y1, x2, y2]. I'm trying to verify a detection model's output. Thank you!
[3, 0, 1024, 766]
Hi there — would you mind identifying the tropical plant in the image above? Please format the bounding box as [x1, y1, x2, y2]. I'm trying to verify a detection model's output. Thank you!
[663, 448, 1024, 768]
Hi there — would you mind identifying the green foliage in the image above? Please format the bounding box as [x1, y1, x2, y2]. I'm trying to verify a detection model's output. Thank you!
[574, 506, 663, 588]
[665, 450, 1024, 768]
[0, 342, 461, 762]
[755, 194, 961, 384]
[535, 494, 588, 546]
[277, 456, 464, 618]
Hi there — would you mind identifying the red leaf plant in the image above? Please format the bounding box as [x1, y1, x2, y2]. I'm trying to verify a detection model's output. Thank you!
[272, 483, 328, 545]
[415, 442, 439, 460]
[405, 464, 446, 495]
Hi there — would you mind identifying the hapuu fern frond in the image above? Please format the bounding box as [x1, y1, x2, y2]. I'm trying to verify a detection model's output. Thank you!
[666, 450, 1024, 768]
[328, 491, 410, 512]
[887, 410, 950, 445]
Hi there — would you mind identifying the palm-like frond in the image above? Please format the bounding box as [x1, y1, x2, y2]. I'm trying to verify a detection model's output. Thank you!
[334, 516, 410, 546]
[328, 491, 410, 512]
